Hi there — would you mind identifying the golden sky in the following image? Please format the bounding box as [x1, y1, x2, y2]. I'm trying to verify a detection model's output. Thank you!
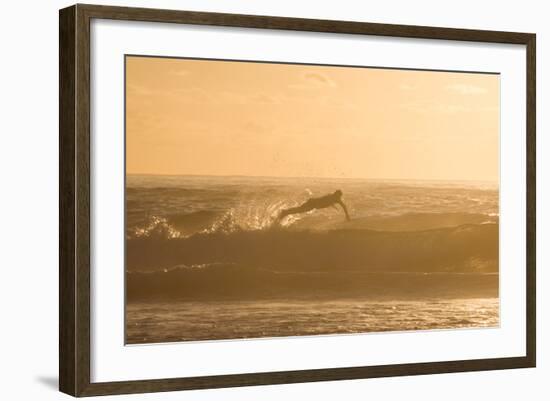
[126, 56, 499, 182]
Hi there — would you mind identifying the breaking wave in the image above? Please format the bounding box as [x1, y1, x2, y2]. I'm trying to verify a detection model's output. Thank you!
[129, 208, 498, 239]
[126, 199, 499, 303]
[125, 176, 499, 302]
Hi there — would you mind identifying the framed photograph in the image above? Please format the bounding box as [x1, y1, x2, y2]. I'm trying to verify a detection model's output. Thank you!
[59, 4, 536, 397]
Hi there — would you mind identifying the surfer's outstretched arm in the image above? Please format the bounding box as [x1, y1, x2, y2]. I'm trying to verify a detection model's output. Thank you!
[338, 200, 351, 221]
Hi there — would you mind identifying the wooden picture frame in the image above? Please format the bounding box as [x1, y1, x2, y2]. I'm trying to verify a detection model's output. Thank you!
[59, 3, 536, 397]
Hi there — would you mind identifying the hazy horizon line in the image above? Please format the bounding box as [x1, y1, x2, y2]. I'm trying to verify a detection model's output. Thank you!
[126, 172, 499, 184]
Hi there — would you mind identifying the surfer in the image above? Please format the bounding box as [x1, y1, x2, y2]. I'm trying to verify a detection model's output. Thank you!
[278, 190, 351, 222]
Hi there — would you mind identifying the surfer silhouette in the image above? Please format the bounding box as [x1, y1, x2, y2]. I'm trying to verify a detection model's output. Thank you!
[278, 190, 351, 222]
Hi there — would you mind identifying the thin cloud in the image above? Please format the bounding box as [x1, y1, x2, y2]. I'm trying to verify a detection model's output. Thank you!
[249, 93, 283, 104]
[304, 72, 335, 86]
[447, 83, 488, 95]
[401, 100, 471, 114]
[289, 71, 337, 90]
[170, 69, 190, 77]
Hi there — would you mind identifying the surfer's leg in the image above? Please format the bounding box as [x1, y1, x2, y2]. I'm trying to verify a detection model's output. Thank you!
[279, 208, 291, 219]
[279, 206, 299, 219]
[279, 202, 313, 220]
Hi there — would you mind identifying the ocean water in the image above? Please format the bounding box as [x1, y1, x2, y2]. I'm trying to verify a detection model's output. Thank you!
[126, 298, 499, 344]
[125, 175, 499, 344]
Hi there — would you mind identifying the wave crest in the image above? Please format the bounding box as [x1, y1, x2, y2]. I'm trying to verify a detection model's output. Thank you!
[131, 215, 182, 239]
[128, 201, 307, 239]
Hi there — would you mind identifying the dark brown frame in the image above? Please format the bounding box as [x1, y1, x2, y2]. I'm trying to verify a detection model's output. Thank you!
[59, 3, 536, 397]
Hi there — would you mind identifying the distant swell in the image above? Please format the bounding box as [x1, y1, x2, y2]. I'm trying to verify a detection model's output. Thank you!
[127, 266, 498, 302]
